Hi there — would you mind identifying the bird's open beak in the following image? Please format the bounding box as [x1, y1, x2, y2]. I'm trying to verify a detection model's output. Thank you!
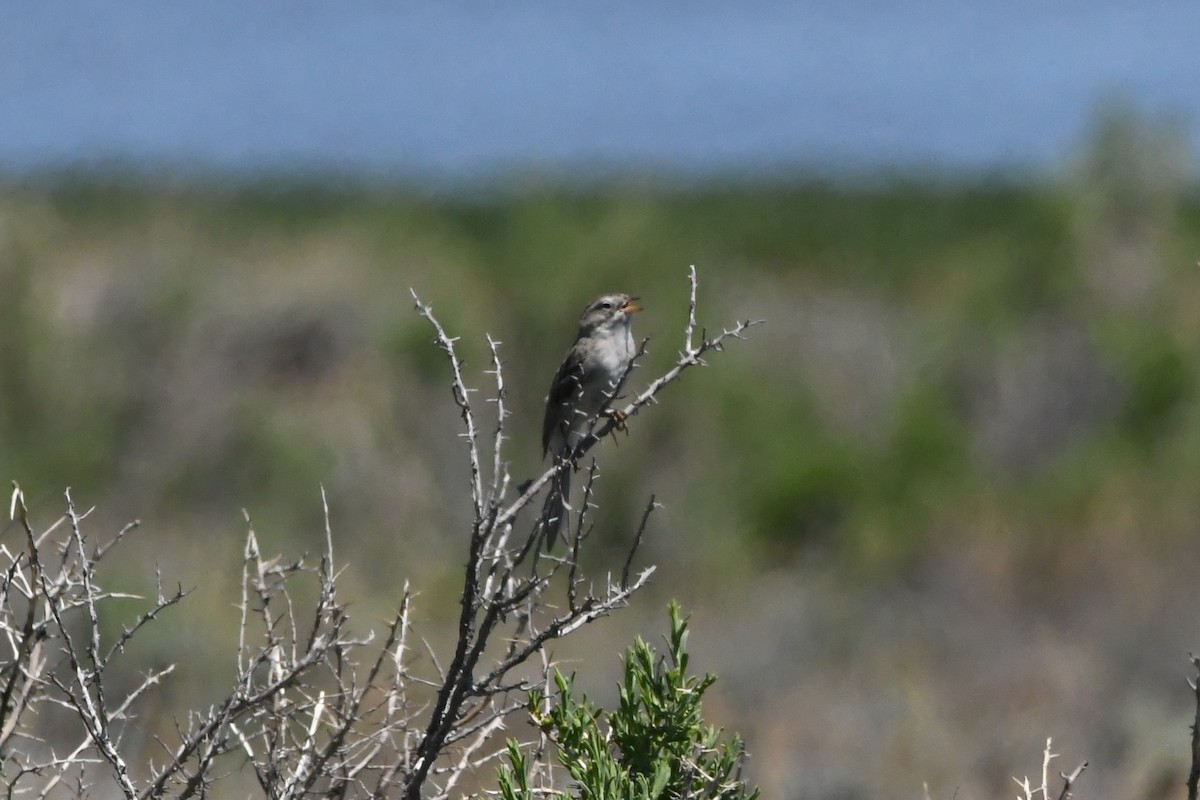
[621, 297, 642, 314]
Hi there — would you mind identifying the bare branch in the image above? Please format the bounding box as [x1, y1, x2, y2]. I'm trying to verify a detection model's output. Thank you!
[1056, 760, 1087, 800]
[1014, 738, 1086, 800]
[411, 290, 485, 524]
[1189, 652, 1200, 800]
[622, 495, 657, 590]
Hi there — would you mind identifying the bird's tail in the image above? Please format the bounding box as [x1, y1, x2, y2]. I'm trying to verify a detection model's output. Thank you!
[540, 461, 572, 550]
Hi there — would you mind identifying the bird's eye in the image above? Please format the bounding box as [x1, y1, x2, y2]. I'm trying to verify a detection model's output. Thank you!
[599, 301, 612, 310]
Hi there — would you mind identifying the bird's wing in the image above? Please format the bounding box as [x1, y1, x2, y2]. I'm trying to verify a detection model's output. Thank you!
[542, 345, 585, 458]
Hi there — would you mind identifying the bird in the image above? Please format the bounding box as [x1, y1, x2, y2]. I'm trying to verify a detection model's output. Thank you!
[539, 293, 641, 548]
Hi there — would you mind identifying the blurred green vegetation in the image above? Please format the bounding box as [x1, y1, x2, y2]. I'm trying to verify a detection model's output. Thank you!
[0, 110, 1196, 593]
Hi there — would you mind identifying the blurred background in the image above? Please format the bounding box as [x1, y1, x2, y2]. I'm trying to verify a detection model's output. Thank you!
[4, 3, 1200, 797]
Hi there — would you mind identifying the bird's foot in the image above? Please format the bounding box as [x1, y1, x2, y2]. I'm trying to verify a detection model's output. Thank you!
[603, 407, 629, 431]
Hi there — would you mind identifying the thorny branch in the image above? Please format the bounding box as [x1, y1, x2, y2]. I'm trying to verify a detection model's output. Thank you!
[1187, 653, 1200, 800]
[1, 484, 186, 799]
[1012, 738, 1086, 800]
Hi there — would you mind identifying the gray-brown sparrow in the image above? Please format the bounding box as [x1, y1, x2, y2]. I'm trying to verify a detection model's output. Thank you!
[540, 293, 641, 547]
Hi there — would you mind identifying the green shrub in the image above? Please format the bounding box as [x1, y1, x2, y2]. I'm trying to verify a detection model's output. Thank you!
[496, 603, 759, 800]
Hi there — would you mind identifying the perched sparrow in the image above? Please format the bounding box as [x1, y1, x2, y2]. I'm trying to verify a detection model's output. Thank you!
[540, 293, 641, 547]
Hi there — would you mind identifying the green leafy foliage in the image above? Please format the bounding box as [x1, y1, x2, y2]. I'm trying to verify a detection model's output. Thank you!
[496, 603, 759, 800]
